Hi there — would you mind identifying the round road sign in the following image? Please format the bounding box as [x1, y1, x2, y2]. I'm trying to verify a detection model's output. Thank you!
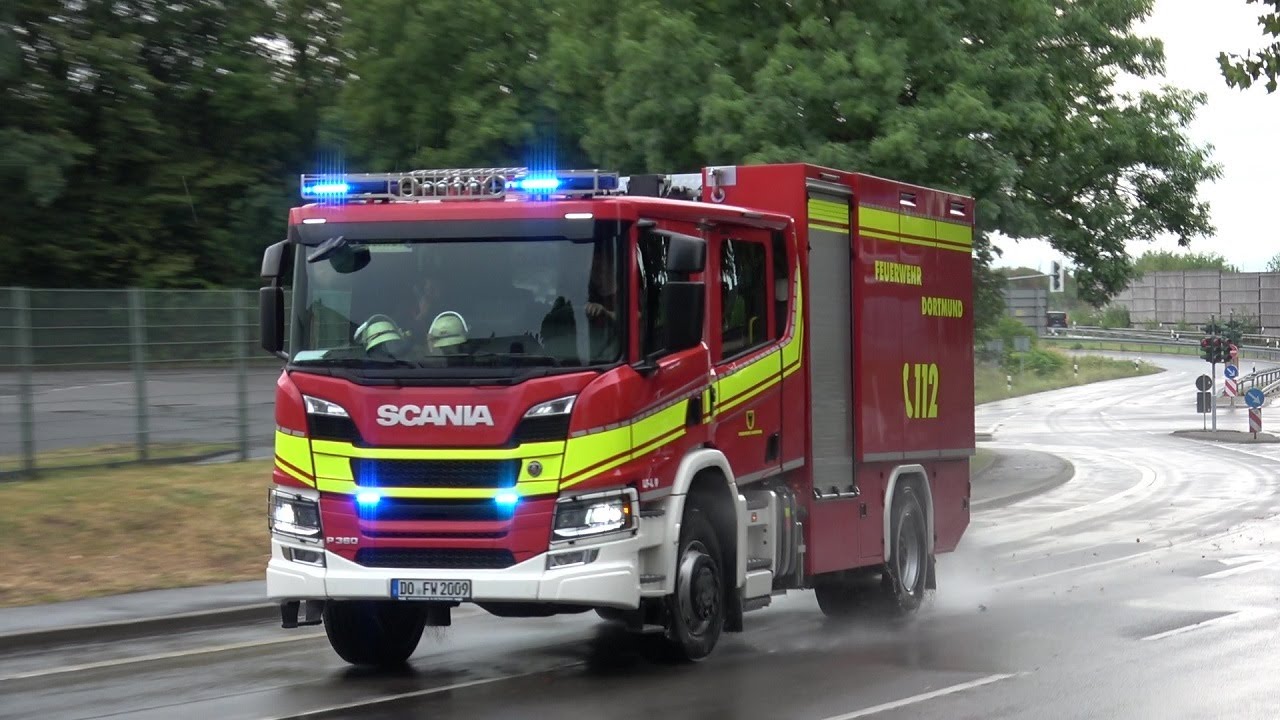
[1195, 374, 1212, 392]
[1245, 388, 1266, 409]
[1224, 364, 1239, 379]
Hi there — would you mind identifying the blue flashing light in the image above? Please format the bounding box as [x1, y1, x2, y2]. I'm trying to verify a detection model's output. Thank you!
[514, 176, 561, 192]
[304, 181, 350, 196]
[355, 491, 383, 507]
[494, 491, 520, 507]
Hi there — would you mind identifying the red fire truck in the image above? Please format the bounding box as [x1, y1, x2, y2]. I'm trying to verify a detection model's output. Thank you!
[260, 162, 975, 666]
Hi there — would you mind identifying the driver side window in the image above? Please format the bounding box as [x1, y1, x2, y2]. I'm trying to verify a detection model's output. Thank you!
[636, 232, 670, 358]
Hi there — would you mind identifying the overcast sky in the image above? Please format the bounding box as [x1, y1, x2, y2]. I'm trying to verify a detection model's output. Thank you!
[992, 0, 1279, 272]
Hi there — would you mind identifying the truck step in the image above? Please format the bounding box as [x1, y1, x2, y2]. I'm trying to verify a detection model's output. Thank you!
[746, 557, 772, 571]
[640, 574, 666, 584]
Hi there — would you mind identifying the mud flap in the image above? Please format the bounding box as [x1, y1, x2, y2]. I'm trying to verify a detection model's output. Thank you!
[725, 587, 745, 632]
[925, 555, 937, 590]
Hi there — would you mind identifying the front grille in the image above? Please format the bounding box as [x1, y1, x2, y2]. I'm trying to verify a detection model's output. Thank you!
[365, 497, 513, 522]
[351, 458, 518, 488]
[355, 548, 516, 569]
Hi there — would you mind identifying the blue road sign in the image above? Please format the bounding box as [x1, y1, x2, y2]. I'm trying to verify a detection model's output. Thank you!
[1224, 364, 1239, 379]
[1245, 388, 1265, 409]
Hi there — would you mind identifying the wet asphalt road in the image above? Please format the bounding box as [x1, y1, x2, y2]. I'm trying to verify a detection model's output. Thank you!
[4, 354, 1280, 719]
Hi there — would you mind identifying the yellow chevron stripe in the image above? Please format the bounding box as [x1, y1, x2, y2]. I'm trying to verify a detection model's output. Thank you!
[859, 228, 938, 250]
[275, 430, 315, 477]
[275, 460, 315, 487]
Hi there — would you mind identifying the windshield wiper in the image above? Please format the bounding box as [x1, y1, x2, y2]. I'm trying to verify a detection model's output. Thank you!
[292, 355, 418, 369]
[463, 352, 562, 368]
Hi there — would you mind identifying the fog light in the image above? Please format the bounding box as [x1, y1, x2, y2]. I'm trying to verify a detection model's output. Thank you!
[288, 548, 325, 566]
[546, 548, 600, 569]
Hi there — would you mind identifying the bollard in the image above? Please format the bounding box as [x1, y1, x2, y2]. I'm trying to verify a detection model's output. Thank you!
[1073, 362, 1079, 378]
[1006, 374, 1012, 392]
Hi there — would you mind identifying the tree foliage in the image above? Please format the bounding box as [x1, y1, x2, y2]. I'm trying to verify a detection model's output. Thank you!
[1131, 249, 1239, 274]
[2, 0, 1221, 320]
[1220, 0, 1280, 92]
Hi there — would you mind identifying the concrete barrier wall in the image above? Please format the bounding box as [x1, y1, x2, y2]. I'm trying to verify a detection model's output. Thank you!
[1113, 271, 1280, 326]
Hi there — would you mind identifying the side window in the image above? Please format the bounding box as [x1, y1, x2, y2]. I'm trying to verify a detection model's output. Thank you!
[636, 231, 670, 358]
[720, 237, 769, 359]
[772, 231, 789, 339]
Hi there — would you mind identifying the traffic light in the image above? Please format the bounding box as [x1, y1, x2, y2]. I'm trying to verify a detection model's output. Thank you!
[1201, 336, 1213, 362]
[1048, 261, 1065, 293]
[1213, 336, 1231, 364]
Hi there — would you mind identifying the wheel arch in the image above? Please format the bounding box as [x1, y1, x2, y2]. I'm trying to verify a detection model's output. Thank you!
[882, 464, 934, 563]
[661, 448, 744, 591]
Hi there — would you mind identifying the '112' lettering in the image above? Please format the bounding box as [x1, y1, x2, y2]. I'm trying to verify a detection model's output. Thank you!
[902, 362, 939, 419]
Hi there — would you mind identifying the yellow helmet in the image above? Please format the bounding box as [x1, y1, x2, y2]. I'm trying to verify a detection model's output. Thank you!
[354, 314, 405, 352]
[428, 311, 469, 348]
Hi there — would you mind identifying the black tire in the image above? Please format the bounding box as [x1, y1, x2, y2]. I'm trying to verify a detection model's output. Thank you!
[323, 600, 428, 667]
[652, 507, 725, 662]
[812, 574, 874, 618]
[881, 481, 929, 614]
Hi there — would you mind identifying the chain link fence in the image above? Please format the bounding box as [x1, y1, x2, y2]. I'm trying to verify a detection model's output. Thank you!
[0, 287, 288, 478]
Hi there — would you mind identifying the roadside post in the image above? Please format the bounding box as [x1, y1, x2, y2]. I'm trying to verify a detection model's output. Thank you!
[1196, 374, 1212, 431]
[1245, 388, 1265, 439]
[1224, 364, 1238, 408]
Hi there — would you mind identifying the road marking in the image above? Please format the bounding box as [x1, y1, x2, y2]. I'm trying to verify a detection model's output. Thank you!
[0, 633, 327, 682]
[818, 673, 1022, 719]
[1200, 554, 1278, 579]
[260, 664, 582, 720]
[1140, 607, 1274, 642]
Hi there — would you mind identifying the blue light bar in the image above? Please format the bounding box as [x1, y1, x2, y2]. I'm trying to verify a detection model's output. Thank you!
[494, 491, 520, 507]
[299, 168, 620, 202]
[355, 491, 383, 507]
[513, 177, 561, 192]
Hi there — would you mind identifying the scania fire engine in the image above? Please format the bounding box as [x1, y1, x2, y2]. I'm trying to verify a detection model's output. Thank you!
[260, 162, 976, 666]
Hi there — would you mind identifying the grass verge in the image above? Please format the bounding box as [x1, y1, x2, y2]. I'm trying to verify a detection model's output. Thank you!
[0, 460, 271, 608]
[976, 351, 1161, 405]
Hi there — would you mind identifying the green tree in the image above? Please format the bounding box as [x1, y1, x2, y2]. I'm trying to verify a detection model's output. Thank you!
[1219, 0, 1280, 92]
[1267, 252, 1280, 272]
[1131, 249, 1238, 274]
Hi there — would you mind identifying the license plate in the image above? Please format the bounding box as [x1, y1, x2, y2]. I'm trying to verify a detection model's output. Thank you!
[390, 579, 472, 601]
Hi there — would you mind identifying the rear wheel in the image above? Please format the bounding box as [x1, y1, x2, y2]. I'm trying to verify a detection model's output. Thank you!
[651, 507, 725, 662]
[323, 600, 427, 667]
[880, 481, 928, 614]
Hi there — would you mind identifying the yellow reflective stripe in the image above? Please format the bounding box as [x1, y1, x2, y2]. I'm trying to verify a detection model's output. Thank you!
[716, 349, 782, 415]
[860, 228, 936, 250]
[809, 222, 848, 234]
[632, 401, 689, 449]
[936, 220, 973, 246]
[275, 430, 314, 477]
[807, 198, 848, 226]
[782, 267, 804, 374]
[858, 207, 899, 234]
[312, 452, 352, 481]
[275, 460, 315, 487]
[899, 214, 936, 241]
[315, 478, 560, 499]
[310, 439, 564, 460]
[561, 425, 630, 482]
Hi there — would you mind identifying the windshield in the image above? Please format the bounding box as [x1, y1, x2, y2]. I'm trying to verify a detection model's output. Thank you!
[288, 221, 625, 376]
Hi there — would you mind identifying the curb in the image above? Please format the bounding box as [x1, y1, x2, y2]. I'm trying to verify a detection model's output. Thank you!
[0, 603, 278, 654]
[970, 450, 1075, 512]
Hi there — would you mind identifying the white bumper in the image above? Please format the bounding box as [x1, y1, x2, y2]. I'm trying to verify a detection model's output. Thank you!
[267, 534, 643, 610]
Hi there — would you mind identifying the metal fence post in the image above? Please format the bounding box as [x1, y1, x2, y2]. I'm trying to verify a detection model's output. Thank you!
[235, 290, 250, 461]
[128, 288, 150, 461]
[13, 288, 37, 477]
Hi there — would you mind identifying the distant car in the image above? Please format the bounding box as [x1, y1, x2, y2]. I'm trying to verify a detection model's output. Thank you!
[1046, 311, 1068, 329]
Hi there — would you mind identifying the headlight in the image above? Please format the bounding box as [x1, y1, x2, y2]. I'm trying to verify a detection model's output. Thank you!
[552, 488, 636, 541]
[303, 395, 349, 417]
[525, 395, 576, 418]
[269, 487, 322, 539]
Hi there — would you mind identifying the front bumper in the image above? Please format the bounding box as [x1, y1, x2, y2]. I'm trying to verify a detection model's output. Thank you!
[267, 532, 643, 610]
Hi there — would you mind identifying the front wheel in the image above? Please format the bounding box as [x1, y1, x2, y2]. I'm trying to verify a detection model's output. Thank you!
[323, 600, 427, 667]
[651, 508, 725, 662]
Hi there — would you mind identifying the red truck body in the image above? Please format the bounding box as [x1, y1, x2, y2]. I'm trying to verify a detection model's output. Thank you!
[262, 162, 975, 665]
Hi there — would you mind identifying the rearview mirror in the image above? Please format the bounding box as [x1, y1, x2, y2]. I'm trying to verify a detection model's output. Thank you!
[261, 240, 288, 279]
[661, 281, 704, 353]
[260, 287, 285, 356]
